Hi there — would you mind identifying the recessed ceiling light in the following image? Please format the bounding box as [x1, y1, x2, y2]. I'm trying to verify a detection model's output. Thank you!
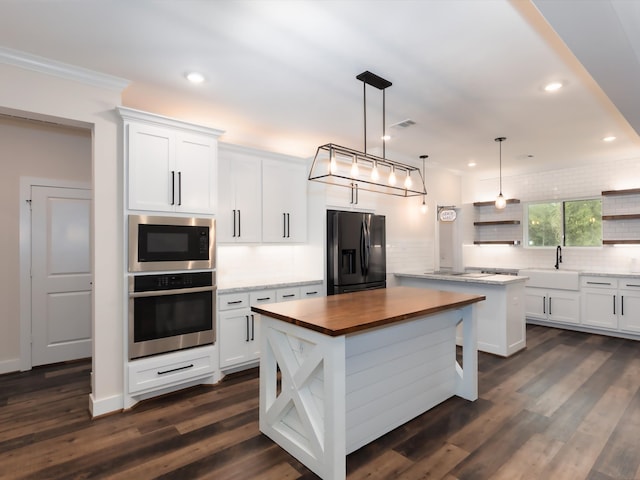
[544, 81, 563, 92]
[186, 72, 205, 84]
[467, 161, 476, 167]
[603, 136, 616, 142]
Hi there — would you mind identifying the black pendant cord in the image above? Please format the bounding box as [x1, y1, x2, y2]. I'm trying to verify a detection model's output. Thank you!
[499, 141, 502, 194]
[495, 136, 506, 195]
[382, 89, 386, 160]
[363, 82, 367, 155]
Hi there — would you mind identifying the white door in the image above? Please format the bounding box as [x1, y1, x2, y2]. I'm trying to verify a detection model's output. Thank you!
[31, 185, 92, 366]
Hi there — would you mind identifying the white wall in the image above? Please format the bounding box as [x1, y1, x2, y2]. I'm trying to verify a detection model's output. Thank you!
[0, 117, 91, 374]
[0, 63, 123, 415]
[461, 157, 640, 273]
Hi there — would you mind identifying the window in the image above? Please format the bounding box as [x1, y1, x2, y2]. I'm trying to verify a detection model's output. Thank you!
[527, 199, 601, 247]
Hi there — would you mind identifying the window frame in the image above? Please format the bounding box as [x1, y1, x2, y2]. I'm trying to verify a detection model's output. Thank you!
[524, 196, 602, 248]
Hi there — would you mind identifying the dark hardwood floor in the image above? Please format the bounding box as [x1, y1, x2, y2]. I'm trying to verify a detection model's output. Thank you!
[1, 325, 640, 479]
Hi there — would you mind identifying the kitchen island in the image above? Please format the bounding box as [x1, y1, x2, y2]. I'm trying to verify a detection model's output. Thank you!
[395, 272, 528, 357]
[251, 286, 485, 480]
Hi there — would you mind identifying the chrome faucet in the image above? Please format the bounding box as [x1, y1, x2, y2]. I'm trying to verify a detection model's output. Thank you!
[555, 245, 562, 269]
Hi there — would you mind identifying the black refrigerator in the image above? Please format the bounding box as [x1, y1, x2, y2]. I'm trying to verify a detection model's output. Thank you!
[326, 209, 386, 295]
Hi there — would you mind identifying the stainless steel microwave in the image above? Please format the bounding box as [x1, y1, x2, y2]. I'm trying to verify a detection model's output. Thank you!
[128, 214, 215, 272]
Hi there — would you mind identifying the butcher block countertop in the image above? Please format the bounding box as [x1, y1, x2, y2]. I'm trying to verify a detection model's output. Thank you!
[251, 286, 485, 337]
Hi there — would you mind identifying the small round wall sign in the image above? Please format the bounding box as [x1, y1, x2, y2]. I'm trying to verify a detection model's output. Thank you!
[438, 209, 457, 222]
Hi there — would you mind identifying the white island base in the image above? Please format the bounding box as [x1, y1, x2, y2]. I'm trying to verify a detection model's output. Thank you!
[256, 292, 479, 480]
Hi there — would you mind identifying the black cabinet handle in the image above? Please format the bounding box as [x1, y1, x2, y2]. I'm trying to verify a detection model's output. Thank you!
[305, 291, 318, 295]
[238, 209, 241, 237]
[227, 300, 243, 305]
[283, 212, 287, 238]
[232, 209, 236, 237]
[246, 315, 250, 342]
[251, 314, 255, 341]
[543, 297, 546, 314]
[256, 297, 271, 301]
[282, 294, 295, 298]
[355, 184, 359, 204]
[621, 296, 624, 316]
[171, 171, 176, 205]
[587, 281, 612, 286]
[158, 364, 193, 375]
[287, 213, 290, 238]
[177, 171, 182, 205]
[613, 295, 616, 315]
[549, 297, 552, 315]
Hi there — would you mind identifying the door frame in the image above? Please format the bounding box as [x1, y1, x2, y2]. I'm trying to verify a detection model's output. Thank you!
[19, 176, 92, 371]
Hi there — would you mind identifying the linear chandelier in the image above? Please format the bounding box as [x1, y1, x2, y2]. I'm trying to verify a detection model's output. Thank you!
[308, 71, 427, 197]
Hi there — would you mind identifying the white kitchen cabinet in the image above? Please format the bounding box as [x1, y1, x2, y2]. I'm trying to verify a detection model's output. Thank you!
[217, 144, 262, 243]
[524, 287, 580, 324]
[120, 108, 222, 215]
[218, 292, 258, 368]
[581, 277, 618, 329]
[127, 345, 217, 396]
[262, 158, 307, 242]
[300, 283, 323, 299]
[581, 276, 640, 333]
[619, 282, 640, 332]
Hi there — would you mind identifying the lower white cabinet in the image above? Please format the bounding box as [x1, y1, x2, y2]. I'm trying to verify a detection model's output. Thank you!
[128, 345, 216, 395]
[581, 276, 640, 333]
[218, 282, 323, 370]
[525, 288, 580, 324]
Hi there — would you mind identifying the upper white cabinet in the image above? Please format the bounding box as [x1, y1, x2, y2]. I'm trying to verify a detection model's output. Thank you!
[218, 144, 262, 243]
[262, 158, 308, 243]
[325, 182, 377, 211]
[119, 107, 223, 215]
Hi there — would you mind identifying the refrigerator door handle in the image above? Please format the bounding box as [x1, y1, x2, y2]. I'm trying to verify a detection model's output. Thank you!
[360, 220, 367, 275]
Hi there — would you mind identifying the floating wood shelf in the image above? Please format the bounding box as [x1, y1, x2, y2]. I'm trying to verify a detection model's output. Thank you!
[602, 239, 640, 245]
[601, 188, 640, 196]
[473, 199, 520, 207]
[474, 220, 521, 226]
[473, 240, 521, 245]
[602, 214, 640, 221]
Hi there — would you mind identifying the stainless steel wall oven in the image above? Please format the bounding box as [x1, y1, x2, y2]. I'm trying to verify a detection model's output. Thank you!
[128, 271, 216, 359]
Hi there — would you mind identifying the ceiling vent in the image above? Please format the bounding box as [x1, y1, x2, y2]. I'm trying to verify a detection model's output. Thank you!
[390, 119, 416, 129]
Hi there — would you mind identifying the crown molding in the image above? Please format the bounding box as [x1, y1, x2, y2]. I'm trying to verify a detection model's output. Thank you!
[0, 47, 129, 92]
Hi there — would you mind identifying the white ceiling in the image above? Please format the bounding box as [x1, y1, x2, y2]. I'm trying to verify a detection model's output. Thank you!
[1, 0, 639, 178]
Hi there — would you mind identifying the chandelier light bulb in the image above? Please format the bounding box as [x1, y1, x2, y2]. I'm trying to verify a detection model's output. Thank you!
[421, 198, 428, 214]
[330, 154, 337, 174]
[371, 162, 379, 181]
[404, 171, 413, 189]
[351, 160, 359, 177]
[388, 167, 397, 186]
[495, 193, 506, 209]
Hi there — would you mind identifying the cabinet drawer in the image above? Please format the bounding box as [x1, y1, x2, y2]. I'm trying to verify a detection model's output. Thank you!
[581, 276, 616, 289]
[250, 289, 277, 306]
[128, 346, 215, 394]
[619, 278, 640, 290]
[300, 284, 323, 298]
[218, 292, 249, 310]
[277, 287, 300, 302]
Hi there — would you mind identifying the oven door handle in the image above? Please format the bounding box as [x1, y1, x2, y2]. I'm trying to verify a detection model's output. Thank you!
[129, 286, 215, 298]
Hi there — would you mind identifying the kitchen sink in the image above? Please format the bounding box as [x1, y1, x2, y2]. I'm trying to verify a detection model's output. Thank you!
[518, 269, 580, 290]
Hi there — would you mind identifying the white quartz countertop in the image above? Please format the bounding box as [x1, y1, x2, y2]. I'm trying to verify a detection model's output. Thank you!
[218, 278, 323, 294]
[394, 272, 528, 285]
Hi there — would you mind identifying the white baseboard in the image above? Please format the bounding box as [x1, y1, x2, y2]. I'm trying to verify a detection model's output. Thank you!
[89, 392, 123, 418]
[0, 358, 21, 375]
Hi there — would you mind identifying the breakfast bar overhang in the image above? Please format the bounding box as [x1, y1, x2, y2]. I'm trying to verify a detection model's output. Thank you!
[251, 286, 485, 480]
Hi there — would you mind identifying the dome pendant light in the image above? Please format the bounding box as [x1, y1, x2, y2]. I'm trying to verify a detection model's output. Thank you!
[495, 137, 507, 209]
